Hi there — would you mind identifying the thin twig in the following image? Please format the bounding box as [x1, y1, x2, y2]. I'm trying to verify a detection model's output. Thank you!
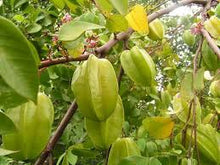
[105, 146, 112, 165]
[201, 29, 220, 60]
[192, 39, 203, 165]
[200, 0, 220, 60]
[182, 101, 193, 147]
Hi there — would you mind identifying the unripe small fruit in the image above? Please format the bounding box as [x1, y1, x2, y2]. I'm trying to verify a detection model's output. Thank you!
[120, 46, 156, 87]
[182, 30, 195, 46]
[210, 80, 220, 97]
[148, 19, 164, 40]
[204, 16, 220, 39]
[108, 138, 141, 165]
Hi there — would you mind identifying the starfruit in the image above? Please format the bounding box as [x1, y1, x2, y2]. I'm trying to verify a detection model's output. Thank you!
[148, 19, 164, 41]
[85, 96, 124, 149]
[172, 93, 201, 125]
[2, 93, 54, 160]
[182, 30, 195, 46]
[186, 124, 220, 164]
[202, 40, 220, 71]
[72, 55, 118, 121]
[210, 80, 220, 97]
[120, 46, 156, 87]
[108, 138, 141, 165]
[204, 16, 220, 39]
[125, 4, 149, 33]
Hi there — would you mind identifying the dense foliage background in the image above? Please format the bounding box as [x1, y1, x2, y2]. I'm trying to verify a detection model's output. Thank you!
[0, 0, 220, 165]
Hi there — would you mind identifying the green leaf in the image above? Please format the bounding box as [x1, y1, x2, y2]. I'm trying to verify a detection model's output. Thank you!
[216, 3, 220, 18]
[57, 153, 66, 165]
[0, 148, 18, 156]
[27, 23, 42, 34]
[28, 41, 40, 65]
[0, 16, 39, 103]
[194, 67, 204, 91]
[59, 21, 104, 41]
[14, 0, 28, 8]
[58, 151, 78, 165]
[43, 15, 52, 26]
[0, 77, 27, 109]
[109, 0, 128, 15]
[149, 157, 162, 165]
[10, 0, 16, 9]
[78, 12, 100, 25]
[0, 111, 16, 135]
[94, 0, 113, 17]
[50, 0, 65, 9]
[65, 0, 79, 12]
[63, 36, 84, 58]
[106, 14, 128, 32]
[180, 72, 193, 102]
[66, 151, 78, 165]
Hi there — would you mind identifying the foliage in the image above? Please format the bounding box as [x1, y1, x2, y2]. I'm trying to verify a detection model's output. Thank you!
[0, 0, 220, 165]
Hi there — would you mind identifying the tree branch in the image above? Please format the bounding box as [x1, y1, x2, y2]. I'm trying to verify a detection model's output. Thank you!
[192, 38, 203, 165]
[39, 0, 207, 69]
[39, 54, 90, 69]
[201, 29, 220, 60]
[34, 101, 78, 165]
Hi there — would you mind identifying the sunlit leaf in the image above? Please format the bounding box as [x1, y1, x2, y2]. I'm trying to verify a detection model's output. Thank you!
[59, 21, 104, 41]
[65, 0, 79, 12]
[180, 72, 193, 102]
[109, 0, 128, 15]
[106, 15, 128, 32]
[50, 0, 65, 9]
[0, 148, 18, 156]
[27, 23, 42, 34]
[194, 67, 205, 91]
[63, 36, 84, 58]
[94, 0, 113, 17]
[142, 117, 174, 139]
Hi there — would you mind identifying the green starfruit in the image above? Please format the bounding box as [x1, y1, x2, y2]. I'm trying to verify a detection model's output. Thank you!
[72, 55, 118, 121]
[2, 93, 54, 160]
